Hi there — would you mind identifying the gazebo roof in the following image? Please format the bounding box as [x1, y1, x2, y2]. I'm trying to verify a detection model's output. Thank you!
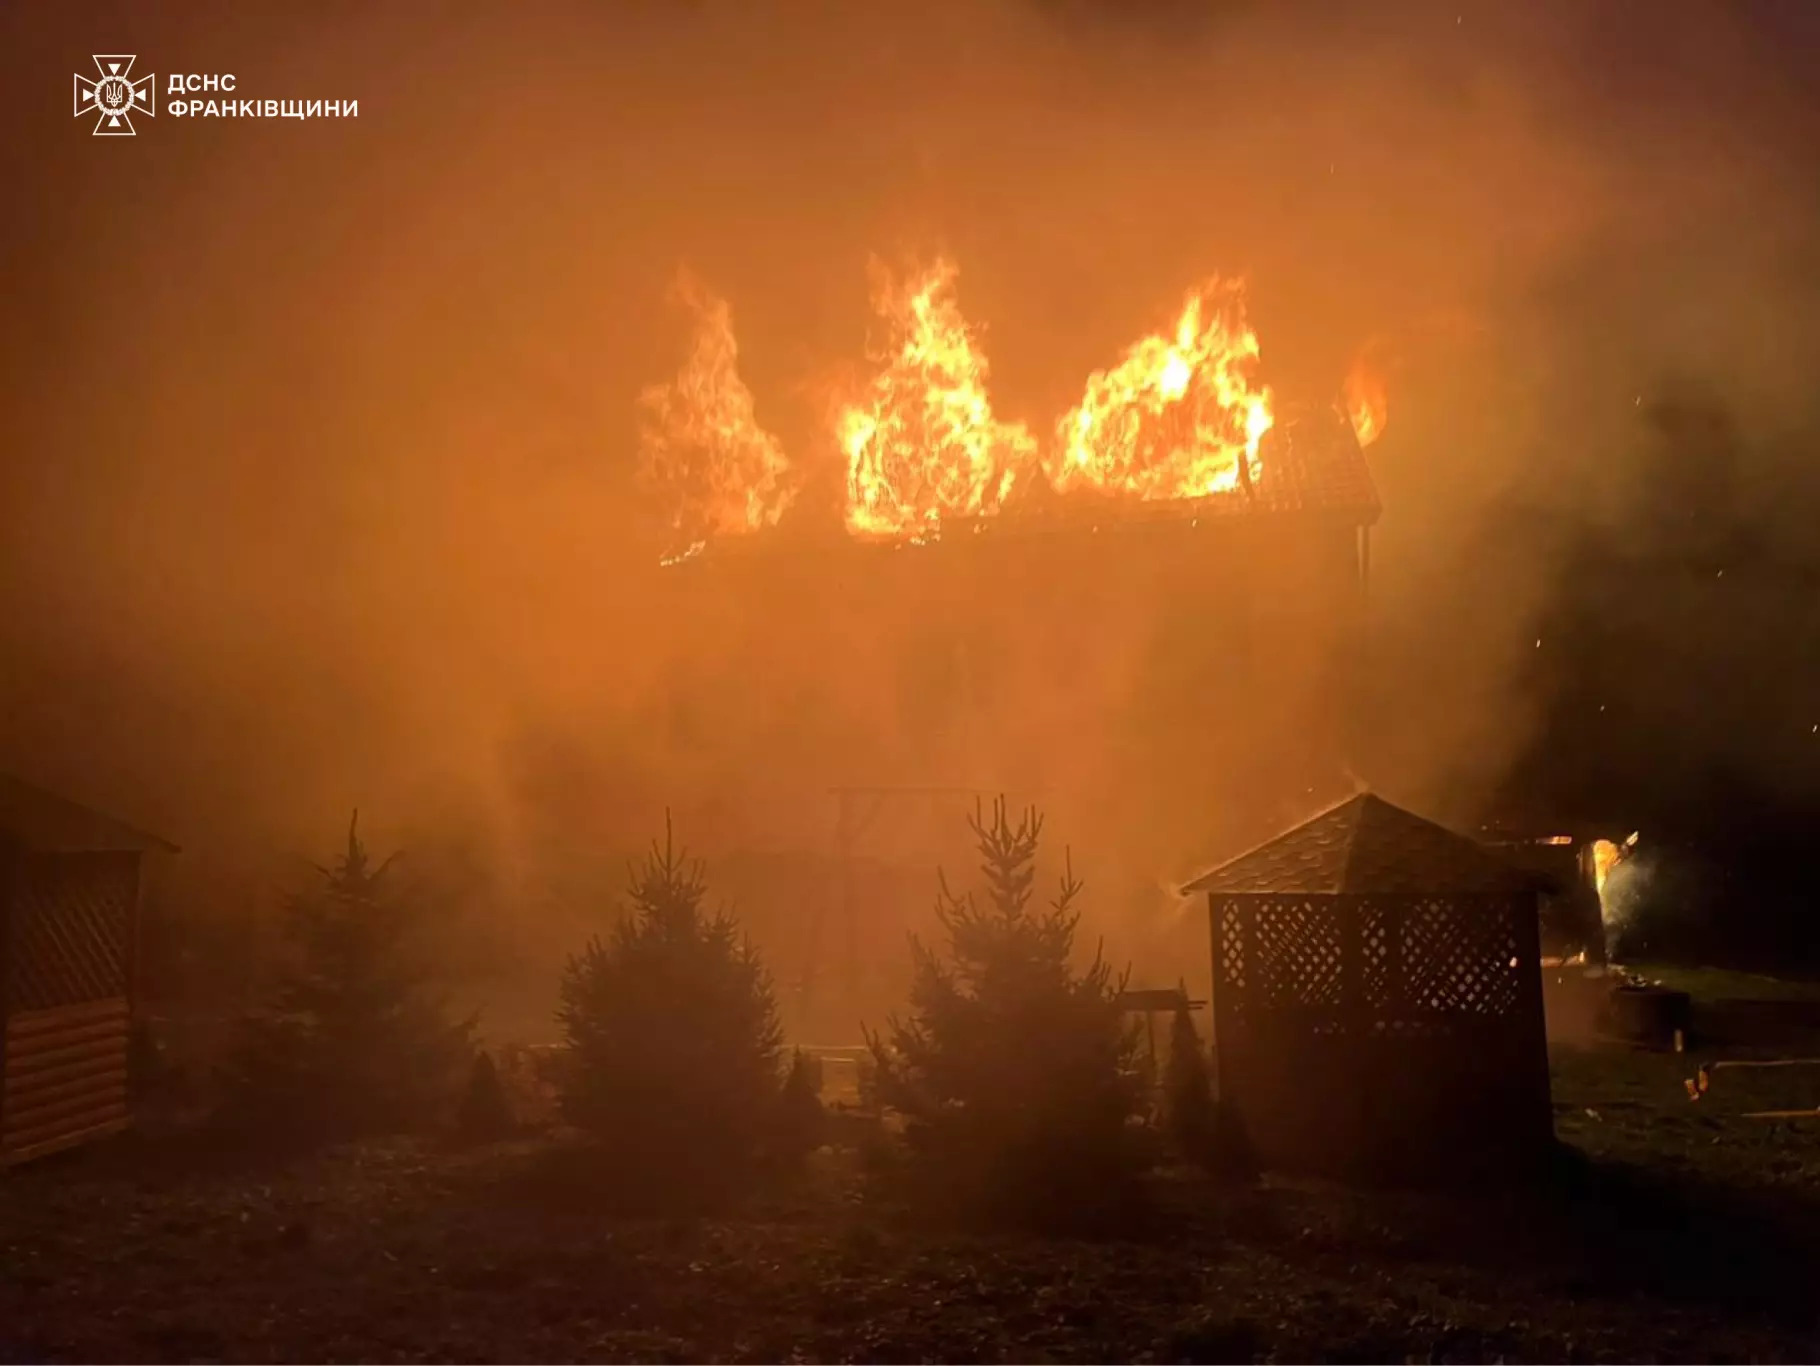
[0, 772, 180, 854]
[1181, 792, 1540, 898]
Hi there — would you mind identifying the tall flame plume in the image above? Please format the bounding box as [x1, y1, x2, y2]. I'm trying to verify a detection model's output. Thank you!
[1342, 339, 1392, 449]
[840, 258, 1037, 539]
[637, 271, 795, 541]
[1052, 279, 1274, 501]
[638, 256, 1378, 550]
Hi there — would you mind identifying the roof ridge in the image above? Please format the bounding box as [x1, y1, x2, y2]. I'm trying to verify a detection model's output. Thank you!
[0, 771, 180, 854]
[1180, 790, 1369, 896]
[1336, 791, 1381, 893]
[1181, 790, 1538, 897]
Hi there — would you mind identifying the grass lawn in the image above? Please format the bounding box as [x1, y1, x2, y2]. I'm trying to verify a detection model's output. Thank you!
[4, 979, 1819, 1363]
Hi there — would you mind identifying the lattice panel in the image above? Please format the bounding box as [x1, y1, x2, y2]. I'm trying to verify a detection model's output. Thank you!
[1215, 900, 1247, 998]
[1369, 1016, 1454, 1038]
[1252, 898, 1343, 1008]
[1398, 896, 1522, 1017]
[6, 854, 135, 1010]
[1357, 900, 1392, 1009]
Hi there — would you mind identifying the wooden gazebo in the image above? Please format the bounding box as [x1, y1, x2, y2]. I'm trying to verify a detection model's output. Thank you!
[1, 773, 178, 1167]
[1183, 793, 1554, 1183]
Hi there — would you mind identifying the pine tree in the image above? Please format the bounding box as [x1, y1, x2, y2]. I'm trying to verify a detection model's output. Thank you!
[458, 1049, 515, 1142]
[219, 811, 475, 1145]
[1163, 1005, 1216, 1168]
[1162, 1003, 1259, 1186]
[777, 1048, 827, 1158]
[557, 813, 786, 1203]
[867, 798, 1144, 1228]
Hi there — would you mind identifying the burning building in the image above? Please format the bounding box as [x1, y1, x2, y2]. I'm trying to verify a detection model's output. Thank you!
[638, 257, 1383, 556]
[631, 257, 1385, 1026]
[640, 259, 1380, 796]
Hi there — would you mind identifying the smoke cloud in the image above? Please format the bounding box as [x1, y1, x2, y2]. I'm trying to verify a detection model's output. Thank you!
[4, 0, 1818, 1005]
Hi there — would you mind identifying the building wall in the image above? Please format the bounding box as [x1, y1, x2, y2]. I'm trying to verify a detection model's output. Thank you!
[659, 517, 1367, 862]
[2, 850, 139, 1166]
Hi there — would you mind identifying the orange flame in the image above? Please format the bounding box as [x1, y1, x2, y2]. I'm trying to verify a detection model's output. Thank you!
[1051, 280, 1273, 501]
[638, 271, 794, 541]
[1590, 838, 1621, 897]
[840, 257, 1037, 539]
[1342, 347, 1389, 448]
[1591, 832, 1638, 898]
[641, 258, 1328, 554]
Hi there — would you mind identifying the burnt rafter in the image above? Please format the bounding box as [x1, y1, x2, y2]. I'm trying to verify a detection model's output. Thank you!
[668, 399, 1379, 566]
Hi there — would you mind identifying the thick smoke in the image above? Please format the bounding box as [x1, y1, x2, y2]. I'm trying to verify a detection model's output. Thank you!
[3, 0, 1818, 1006]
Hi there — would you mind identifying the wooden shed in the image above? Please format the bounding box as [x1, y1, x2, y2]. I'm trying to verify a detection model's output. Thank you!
[1, 773, 178, 1167]
[1183, 793, 1554, 1184]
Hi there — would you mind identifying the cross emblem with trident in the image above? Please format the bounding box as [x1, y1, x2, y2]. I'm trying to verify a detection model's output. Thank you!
[74, 55, 156, 136]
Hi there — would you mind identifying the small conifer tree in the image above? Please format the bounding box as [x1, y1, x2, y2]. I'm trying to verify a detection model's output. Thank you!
[458, 1049, 515, 1142]
[557, 813, 785, 1201]
[777, 1047, 827, 1158]
[219, 811, 475, 1145]
[1163, 1004, 1260, 1186]
[1163, 1004, 1216, 1167]
[867, 798, 1144, 1228]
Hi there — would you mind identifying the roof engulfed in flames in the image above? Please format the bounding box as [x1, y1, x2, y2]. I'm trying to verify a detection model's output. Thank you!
[636, 256, 1381, 554]
[1052, 279, 1273, 502]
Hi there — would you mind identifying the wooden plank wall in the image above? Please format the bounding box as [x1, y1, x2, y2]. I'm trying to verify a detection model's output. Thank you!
[2, 996, 131, 1166]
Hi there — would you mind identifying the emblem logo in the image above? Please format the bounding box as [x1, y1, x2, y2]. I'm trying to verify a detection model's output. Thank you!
[75, 55, 155, 136]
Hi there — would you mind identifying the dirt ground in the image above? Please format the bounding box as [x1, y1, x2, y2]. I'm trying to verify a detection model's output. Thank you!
[4, 971, 1820, 1363]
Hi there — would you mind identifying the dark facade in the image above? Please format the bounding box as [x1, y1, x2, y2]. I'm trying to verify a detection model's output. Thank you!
[0, 773, 178, 1167]
[1184, 793, 1555, 1184]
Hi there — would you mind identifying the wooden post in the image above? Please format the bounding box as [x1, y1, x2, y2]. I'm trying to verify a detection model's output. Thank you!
[835, 792, 856, 1014]
[125, 854, 145, 1130]
[1510, 892, 1554, 1149]
[125, 854, 144, 1018]
[1337, 895, 1367, 1165]
[1205, 895, 1221, 1097]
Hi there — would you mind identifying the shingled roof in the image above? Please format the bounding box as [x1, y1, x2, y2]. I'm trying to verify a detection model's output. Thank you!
[1227, 400, 1381, 524]
[0, 772, 179, 854]
[1181, 793, 1539, 897]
